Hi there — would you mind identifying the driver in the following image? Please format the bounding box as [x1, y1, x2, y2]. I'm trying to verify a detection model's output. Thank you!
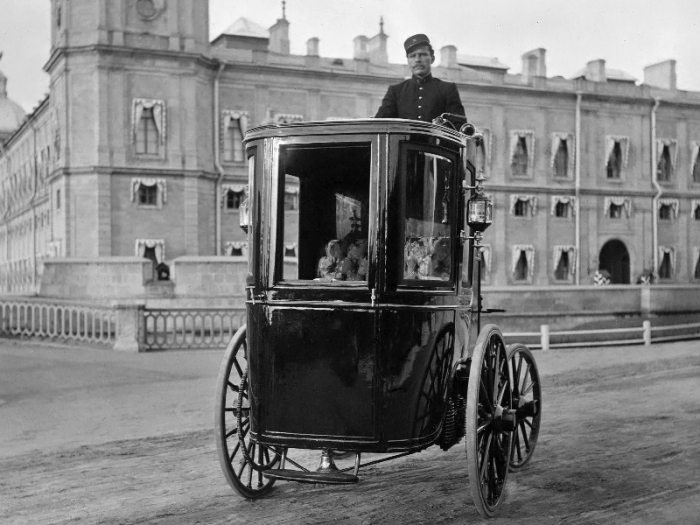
[375, 34, 465, 122]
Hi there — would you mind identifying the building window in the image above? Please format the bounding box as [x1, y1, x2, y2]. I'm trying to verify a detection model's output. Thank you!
[135, 239, 167, 280]
[609, 203, 623, 218]
[56, 188, 61, 210]
[512, 137, 528, 176]
[656, 139, 677, 182]
[510, 195, 537, 217]
[479, 245, 492, 282]
[136, 108, 159, 154]
[474, 129, 491, 178]
[692, 141, 700, 183]
[693, 201, 700, 220]
[604, 197, 631, 219]
[284, 185, 299, 210]
[511, 245, 534, 282]
[222, 111, 248, 163]
[658, 199, 679, 221]
[139, 184, 157, 205]
[131, 178, 166, 208]
[605, 136, 629, 179]
[283, 243, 297, 258]
[658, 247, 675, 280]
[551, 196, 575, 219]
[132, 99, 166, 155]
[509, 130, 534, 178]
[224, 241, 248, 257]
[694, 248, 700, 279]
[56, 5, 62, 28]
[551, 133, 574, 178]
[607, 142, 622, 178]
[553, 245, 575, 281]
[222, 184, 246, 211]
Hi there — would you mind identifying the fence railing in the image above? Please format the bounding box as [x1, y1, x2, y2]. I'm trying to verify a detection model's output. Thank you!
[0, 296, 698, 352]
[142, 307, 246, 350]
[504, 320, 700, 350]
[0, 299, 117, 346]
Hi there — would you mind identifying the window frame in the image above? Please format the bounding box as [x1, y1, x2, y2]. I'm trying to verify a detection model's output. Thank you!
[398, 142, 461, 290]
[270, 135, 377, 288]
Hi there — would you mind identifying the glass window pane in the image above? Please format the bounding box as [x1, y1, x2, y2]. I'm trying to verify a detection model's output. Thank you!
[278, 144, 371, 283]
[403, 150, 454, 283]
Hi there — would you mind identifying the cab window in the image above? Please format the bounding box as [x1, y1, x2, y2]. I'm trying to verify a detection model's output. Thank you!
[401, 146, 457, 287]
[277, 143, 371, 283]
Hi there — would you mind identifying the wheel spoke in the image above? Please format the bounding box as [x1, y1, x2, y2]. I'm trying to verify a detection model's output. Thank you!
[479, 381, 494, 414]
[479, 431, 493, 481]
[521, 379, 536, 397]
[519, 420, 530, 450]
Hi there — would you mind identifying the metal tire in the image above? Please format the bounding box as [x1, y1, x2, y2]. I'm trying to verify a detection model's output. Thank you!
[507, 343, 542, 471]
[214, 325, 281, 499]
[466, 324, 513, 518]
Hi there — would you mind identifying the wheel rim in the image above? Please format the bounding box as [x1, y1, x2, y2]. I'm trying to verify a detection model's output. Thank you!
[215, 326, 281, 499]
[508, 344, 542, 471]
[466, 325, 513, 518]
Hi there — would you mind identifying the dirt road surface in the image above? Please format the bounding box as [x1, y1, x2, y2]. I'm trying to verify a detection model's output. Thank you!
[1, 339, 699, 524]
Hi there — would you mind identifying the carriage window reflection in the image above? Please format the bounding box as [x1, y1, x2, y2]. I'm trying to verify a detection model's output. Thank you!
[278, 144, 371, 283]
[403, 150, 454, 283]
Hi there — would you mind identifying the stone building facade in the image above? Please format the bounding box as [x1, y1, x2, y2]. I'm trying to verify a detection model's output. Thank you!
[1, 0, 700, 296]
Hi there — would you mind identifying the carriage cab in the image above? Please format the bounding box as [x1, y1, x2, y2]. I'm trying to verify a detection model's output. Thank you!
[242, 119, 484, 451]
[216, 117, 540, 518]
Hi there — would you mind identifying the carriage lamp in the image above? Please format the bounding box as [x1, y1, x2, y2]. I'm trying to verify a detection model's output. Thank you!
[466, 174, 493, 235]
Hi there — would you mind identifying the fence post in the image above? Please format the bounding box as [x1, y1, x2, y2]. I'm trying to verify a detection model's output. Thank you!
[541, 324, 550, 351]
[112, 300, 145, 352]
[643, 320, 651, 346]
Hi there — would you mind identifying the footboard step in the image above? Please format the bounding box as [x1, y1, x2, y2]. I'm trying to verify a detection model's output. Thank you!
[263, 469, 359, 485]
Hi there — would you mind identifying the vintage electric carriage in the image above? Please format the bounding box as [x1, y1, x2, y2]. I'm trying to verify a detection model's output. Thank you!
[214, 115, 542, 517]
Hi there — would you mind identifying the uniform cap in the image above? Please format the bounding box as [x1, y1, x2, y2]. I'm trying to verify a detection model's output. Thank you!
[404, 34, 431, 54]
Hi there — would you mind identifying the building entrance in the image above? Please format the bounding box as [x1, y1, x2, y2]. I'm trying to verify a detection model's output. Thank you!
[599, 240, 630, 284]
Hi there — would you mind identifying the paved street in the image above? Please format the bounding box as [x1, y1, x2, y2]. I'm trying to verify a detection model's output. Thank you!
[1, 338, 699, 524]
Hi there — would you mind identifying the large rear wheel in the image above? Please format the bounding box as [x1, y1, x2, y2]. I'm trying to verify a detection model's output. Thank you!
[214, 326, 282, 499]
[466, 325, 514, 518]
[507, 343, 542, 471]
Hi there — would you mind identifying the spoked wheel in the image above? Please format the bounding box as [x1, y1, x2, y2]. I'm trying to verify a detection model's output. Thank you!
[507, 344, 542, 472]
[215, 326, 282, 499]
[466, 325, 514, 518]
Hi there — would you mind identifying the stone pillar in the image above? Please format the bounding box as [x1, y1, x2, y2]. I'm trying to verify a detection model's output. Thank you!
[112, 300, 145, 352]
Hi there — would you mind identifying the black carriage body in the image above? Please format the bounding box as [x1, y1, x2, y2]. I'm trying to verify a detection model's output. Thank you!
[243, 119, 481, 453]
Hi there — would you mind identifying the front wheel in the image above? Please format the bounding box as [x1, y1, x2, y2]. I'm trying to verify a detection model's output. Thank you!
[466, 325, 514, 518]
[507, 344, 542, 471]
[214, 326, 282, 499]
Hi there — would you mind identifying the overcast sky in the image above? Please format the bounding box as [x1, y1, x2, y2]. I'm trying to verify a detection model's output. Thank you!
[2, 0, 699, 113]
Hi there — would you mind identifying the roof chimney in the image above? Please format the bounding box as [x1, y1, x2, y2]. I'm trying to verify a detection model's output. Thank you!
[585, 59, 607, 82]
[306, 37, 319, 57]
[268, 2, 290, 55]
[521, 48, 547, 83]
[644, 60, 677, 91]
[440, 45, 458, 68]
[354, 35, 369, 61]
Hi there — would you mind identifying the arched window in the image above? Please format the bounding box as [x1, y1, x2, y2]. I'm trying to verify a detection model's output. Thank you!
[511, 136, 529, 177]
[657, 145, 672, 182]
[554, 251, 570, 281]
[553, 140, 569, 178]
[136, 108, 159, 154]
[607, 141, 623, 179]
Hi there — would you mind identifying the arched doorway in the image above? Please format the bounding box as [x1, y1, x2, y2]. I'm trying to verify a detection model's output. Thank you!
[599, 239, 630, 284]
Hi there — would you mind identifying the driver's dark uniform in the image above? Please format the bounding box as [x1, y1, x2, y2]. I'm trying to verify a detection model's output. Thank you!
[374, 73, 465, 122]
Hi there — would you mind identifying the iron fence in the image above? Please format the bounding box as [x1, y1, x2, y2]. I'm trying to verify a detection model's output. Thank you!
[0, 299, 116, 345]
[142, 307, 246, 350]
